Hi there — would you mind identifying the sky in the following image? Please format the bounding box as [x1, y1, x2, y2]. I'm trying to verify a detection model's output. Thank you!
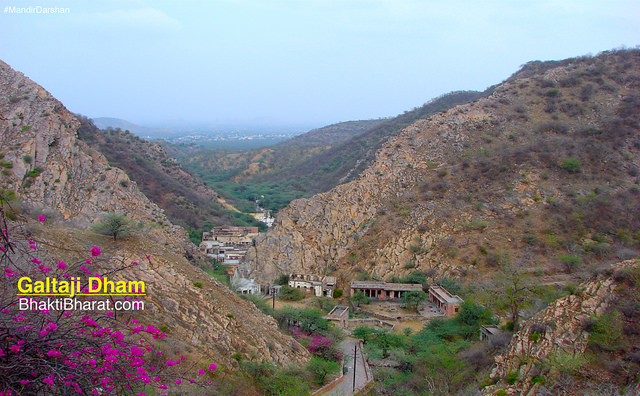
[1, 0, 639, 130]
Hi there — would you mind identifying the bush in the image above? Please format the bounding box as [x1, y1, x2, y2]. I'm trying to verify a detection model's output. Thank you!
[275, 274, 290, 285]
[25, 168, 42, 178]
[559, 157, 581, 173]
[558, 254, 581, 271]
[279, 285, 305, 301]
[332, 289, 343, 298]
[588, 310, 628, 352]
[505, 370, 519, 384]
[308, 357, 340, 384]
[401, 290, 427, 311]
[91, 213, 132, 241]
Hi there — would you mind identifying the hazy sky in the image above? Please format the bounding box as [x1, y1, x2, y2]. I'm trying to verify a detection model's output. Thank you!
[1, 0, 638, 129]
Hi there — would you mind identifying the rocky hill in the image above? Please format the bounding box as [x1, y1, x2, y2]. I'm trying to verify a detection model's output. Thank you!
[0, 59, 309, 387]
[243, 49, 640, 288]
[484, 260, 640, 395]
[171, 91, 486, 214]
[75, 118, 263, 241]
[174, 119, 383, 184]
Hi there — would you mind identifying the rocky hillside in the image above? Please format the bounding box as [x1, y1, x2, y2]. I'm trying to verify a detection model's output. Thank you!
[484, 260, 640, 395]
[172, 91, 485, 213]
[0, 59, 308, 382]
[75, 119, 264, 241]
[176, 118, 384, 183]
[243, 49, 640, 286]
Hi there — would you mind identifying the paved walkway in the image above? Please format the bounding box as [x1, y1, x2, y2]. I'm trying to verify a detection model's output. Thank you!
[324, 338, 372, 396]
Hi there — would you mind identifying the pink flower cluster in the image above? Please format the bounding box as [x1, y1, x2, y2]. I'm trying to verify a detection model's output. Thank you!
[0, 225, 220, 394]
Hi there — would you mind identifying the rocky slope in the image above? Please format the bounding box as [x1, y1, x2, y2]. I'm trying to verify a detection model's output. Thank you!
[243, 49, 640, 286]
[484, 260, 640, 395]
[75, 118, 262, 240]
[0, 59, 308, 376]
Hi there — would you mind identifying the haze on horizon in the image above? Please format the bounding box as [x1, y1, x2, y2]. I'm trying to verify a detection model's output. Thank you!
[1, 0, 638, 130]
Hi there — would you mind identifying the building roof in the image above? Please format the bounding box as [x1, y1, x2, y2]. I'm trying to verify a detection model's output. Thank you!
[481, 325, 502, 335]
[351, 281, 386, 289]
[326, 305, 349, 320]
[323, 276, 337, 284]
[429, 285, 464, 304]
[350, 281, 424, 292]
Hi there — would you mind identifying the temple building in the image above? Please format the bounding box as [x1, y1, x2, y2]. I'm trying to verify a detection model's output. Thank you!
[288, 273, 337, 297]
[428, 285, 464, 316]
[349, 281, 424, 301]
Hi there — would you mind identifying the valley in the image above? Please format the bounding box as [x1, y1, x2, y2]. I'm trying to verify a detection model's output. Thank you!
[1, 48, 639, 395]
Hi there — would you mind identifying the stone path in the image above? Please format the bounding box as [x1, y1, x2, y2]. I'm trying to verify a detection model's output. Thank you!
[323, 338, 372, 396]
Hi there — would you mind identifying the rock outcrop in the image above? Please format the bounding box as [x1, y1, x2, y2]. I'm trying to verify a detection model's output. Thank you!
[0, 59, 309, 371]
[483, 260, 640, 395]
[243, 49, 640, 288]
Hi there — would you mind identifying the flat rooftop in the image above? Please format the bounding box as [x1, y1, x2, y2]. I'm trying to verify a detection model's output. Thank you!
[351, 281, 423, 292]
[429, 285, 464, 304]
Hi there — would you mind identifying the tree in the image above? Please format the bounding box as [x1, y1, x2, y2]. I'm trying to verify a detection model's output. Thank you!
[401, 290, 427, 312]
[275, 274, 290, 285]
[92, 213, 132, 241]
[493, 264, 534, 331]
[308, 357, 340, 384]
[349, 290, 370, 307]
[279, 285, 305, 301]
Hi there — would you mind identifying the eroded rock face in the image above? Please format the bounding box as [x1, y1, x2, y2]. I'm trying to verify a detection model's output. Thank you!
[0, 59, 309, 369]
[483, 260, 638, 395]
[243, 50, 640, 287]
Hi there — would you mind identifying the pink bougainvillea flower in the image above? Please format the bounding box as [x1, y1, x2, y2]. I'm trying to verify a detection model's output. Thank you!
[5, 268, 15, 278]
[131, 261, 138, 266]
[38, 215, 46, 222]
[57, 261, 67, 270]
[208, 363, 217, 371]
[90, 246, 101, 257]
[198, 369, 205, 375]
[174, 379, 181, 385]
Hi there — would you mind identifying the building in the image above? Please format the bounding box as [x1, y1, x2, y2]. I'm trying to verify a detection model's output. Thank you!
[325, 305, 349, 328]
[479, 325, 502, 341]
[288, 273, 337, 297]
[349, 281, 424, 301]
[231, 271, 261, 295]
[199, 226, 259, 270]
[428, 285, 464, 316]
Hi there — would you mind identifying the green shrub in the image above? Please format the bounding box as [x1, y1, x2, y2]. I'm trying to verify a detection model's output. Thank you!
[91, 213, 132, 241]
[279, 285, 305, 301]
[588, 310, 627, 351]
[275, 274, 290, 285]
[558, 254, 580, 271]
[332, 289, 343, 299]
[22, 155, 32, 164]
[25, 168, 42, 178]
[559, 157, 581, 173]
[505, 370, 519, 384]
[193, 281, 203, 288]
[308, 357, 340, 384]
[531, 376, 545, 384]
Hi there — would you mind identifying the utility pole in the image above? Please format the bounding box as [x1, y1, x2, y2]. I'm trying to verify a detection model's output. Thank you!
[352, 342, 357, 392]
[272, 286, 275, 311]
